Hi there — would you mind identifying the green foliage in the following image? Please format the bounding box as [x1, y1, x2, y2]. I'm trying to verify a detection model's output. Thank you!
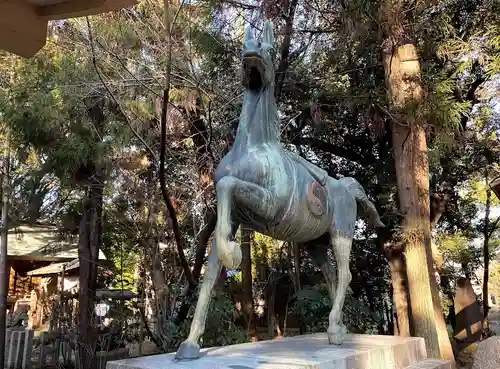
[436, 232, 482, 272]
[424, 77, 472, 132]
[489, 263, 500, 300]
[292, 285, 330, 333]
[466, 179, 500, 207]
[202, 292, 248, 347]
[158, 291, 247, 353]
[292, 285, 381, 334]
[484, 26, 500, 76]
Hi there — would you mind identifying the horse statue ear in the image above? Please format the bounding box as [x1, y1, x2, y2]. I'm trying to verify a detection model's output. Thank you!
[262, 20, 274, 46]
[244, 25, 253, 43]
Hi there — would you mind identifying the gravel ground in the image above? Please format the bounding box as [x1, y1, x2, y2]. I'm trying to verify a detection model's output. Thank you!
[488, 306, 500, 335]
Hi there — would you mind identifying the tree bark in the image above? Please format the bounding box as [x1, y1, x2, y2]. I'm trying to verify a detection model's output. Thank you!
[483, 168, 491, 320]
[429, 190, 457, 327]
[77, 94, 105, 369]
[146, 198, 168, 337]
[273, 0, 300, 100]
[0, 131, 11, 366]
[390, 110, 444, 359]
[380, 6, 454, 362]
[293, 242, 301, 292]
[77, 189, 101, 369]
[241, 226, 258, 341]
[388, 248, 411, 336]
[377, 226, 412, 336]
[430, 189, 450, 276]
[267, 270, 277, 339]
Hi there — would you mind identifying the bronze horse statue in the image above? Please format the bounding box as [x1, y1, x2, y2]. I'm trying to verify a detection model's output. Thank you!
[175, 20, 384, 360]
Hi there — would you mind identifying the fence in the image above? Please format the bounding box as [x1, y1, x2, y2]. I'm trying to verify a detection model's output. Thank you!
[4, 328, 34, 369]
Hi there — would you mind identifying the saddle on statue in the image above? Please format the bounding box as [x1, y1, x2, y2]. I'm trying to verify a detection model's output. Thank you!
[284, 150, 328, 186]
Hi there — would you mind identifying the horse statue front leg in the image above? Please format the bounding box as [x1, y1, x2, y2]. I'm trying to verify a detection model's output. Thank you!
[175, 211, 240, 360]
[214, 176, 243, 270]
[176, 175, 278, 360]
[174, 238, 222, 360]
[214, 176, 279, 269]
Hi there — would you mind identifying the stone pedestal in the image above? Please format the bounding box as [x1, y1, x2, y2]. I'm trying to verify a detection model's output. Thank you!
[106, 334, 452, 369]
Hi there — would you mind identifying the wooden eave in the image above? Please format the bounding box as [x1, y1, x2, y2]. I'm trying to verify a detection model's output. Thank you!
[0, 0, 138, 58]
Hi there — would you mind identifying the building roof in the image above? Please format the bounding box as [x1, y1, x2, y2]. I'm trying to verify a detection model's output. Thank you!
[26, 261, 67, 276]
[27, 257, 112, 276]
[0, 0, 138, 58]
[8, 224, 106, 261]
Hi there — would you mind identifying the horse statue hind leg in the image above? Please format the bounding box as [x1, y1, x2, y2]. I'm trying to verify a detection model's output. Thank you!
[324, 181, 357, 344]
[305, 176, 384, 345]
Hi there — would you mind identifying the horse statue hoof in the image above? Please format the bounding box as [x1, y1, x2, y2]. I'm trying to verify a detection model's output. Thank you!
[220, 241, 242, 269]
[228, 241, 242, 268]
[174, 340, 201, 361]
[327, 323, 347, 345]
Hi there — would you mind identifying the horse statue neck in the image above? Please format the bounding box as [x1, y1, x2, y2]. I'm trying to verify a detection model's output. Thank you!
[233, 84, 280, 151]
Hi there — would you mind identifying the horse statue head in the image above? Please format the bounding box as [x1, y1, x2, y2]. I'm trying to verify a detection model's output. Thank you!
[241, 21, 276, 92]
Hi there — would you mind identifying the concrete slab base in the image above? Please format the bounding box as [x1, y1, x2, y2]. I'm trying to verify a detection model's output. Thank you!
[106, 333, 451, 369]
[405, 359, 452, 369]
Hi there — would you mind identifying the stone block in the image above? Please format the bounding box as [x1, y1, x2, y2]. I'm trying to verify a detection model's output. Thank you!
[94, 348, 130, 369]
[128, 342, 159, 357]
[454, 277, 483, 352]
[107, 333, 428, 369]
[404, 359, 452, 369]
[472, 336, 500, 369]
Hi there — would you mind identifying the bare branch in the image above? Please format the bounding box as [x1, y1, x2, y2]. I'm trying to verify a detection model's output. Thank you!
[86, 19, 158, 163]
[159, 0, 196, 289]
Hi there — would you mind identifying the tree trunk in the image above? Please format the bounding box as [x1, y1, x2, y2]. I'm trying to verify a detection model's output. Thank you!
[272, 0, 299, 100]
[267, 270, 276, 339]
[378, 229, 411, 336]
[141, 155, 169, 340]
[381, 12, 455, 362]
[440, 270, 456, 327]
[241, 226, 258, 341]
[0, 131, 11, 366]
[462, 263, 472, 280]
[431, 198, 457, 329]
[430, 190, 450, 276]
[159, 0, 196, 290]
[388, 250, 411, 336]
[293, 242, 301, 292]
[78, 94, 105, 369]
[390, 112, 444, 359]
[483, 168, 491, 321]
[77, 184, 102, 369]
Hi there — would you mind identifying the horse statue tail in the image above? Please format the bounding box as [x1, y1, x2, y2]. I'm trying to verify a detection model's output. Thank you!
[338, 177, 385, 229]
